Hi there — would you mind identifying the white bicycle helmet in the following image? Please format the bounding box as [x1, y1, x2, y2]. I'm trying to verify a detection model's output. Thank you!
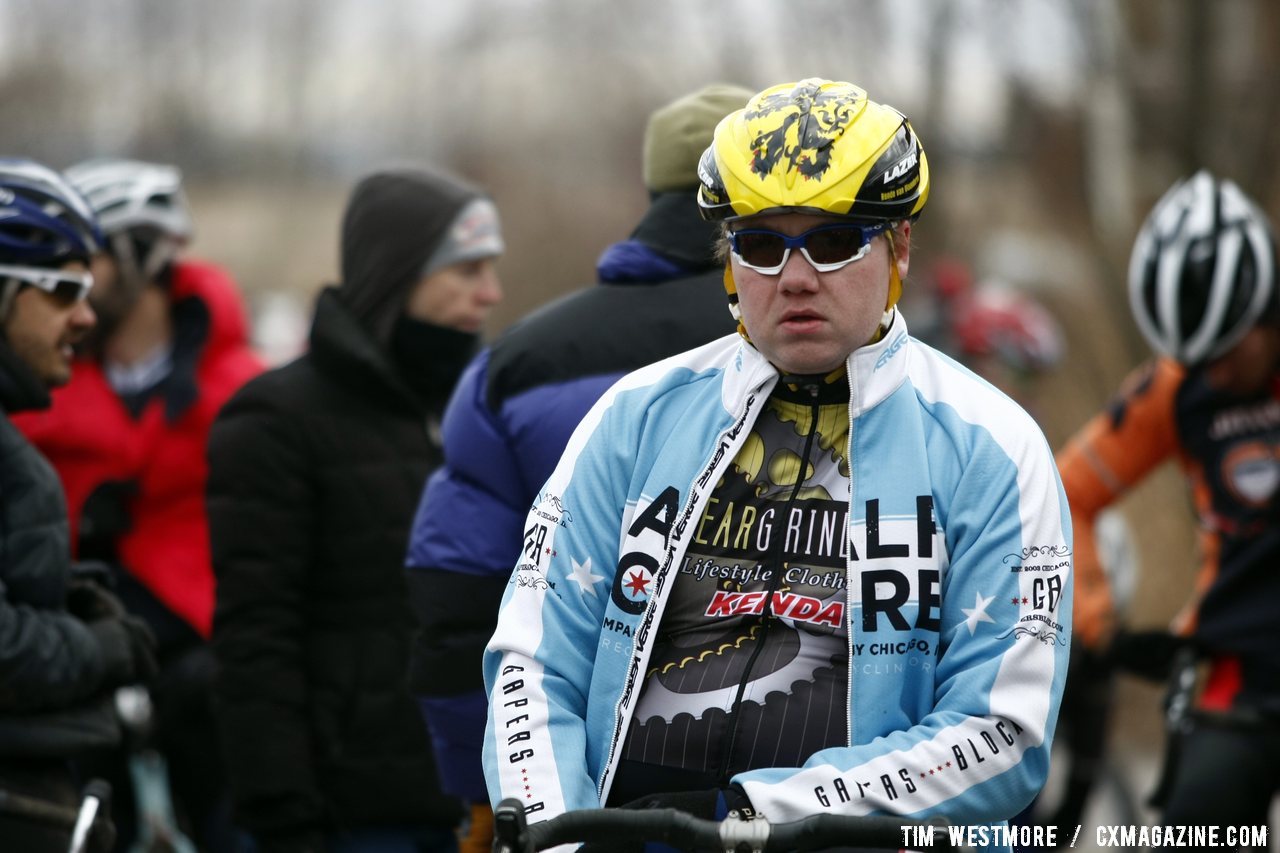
[65, 158, 193, 280]
[1128, 170, 1277, 366]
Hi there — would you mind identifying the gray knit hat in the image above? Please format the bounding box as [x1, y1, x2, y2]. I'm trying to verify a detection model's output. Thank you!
[337, 166, 486, 345]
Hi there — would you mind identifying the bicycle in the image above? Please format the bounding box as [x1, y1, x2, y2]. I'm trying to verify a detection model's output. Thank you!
[0, 777, 113, 853]
[491, 797, 968, 853]
[1143, 645, 1275, 814]
[0, 686, 197, 853]
[1096, 630, 1280, 850]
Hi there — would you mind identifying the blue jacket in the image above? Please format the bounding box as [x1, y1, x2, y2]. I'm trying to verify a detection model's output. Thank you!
[482, 314, 1072, 836]
[406, 230, 737, 799]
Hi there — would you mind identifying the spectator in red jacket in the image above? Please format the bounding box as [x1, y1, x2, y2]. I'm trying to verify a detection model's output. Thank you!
[13, 158, 263, 852]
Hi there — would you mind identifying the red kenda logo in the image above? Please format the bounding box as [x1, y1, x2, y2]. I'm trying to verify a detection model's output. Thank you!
[705, 589, 843, 627]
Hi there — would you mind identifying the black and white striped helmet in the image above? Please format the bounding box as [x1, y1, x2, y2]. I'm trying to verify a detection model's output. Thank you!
[1128, 171, 1276, 365]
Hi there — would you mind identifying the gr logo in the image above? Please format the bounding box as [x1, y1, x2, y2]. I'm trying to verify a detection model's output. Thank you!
[523, 522, 548, 566]
[1032, 576, 1062, 613]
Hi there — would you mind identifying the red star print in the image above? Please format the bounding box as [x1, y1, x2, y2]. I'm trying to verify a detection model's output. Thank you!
[1021, 596, 1029, 605]
[929, 769, 935, 776]
[920, 772, 927, 779]
[1011, 597, 1020, 605]
[624, 570, 651, 597]
[946, 762, 952, 768]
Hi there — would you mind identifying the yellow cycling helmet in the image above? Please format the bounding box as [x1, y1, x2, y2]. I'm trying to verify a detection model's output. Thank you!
[697, 78, 929, 223]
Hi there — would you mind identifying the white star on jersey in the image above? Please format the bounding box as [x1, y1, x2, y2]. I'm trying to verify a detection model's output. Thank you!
[567, 556, 604, 598]
[960, 591, 995, 636]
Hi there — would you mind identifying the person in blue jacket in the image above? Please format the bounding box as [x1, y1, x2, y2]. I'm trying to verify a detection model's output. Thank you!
[404, 84, 750, 848]
[480, 78, 1072, 849]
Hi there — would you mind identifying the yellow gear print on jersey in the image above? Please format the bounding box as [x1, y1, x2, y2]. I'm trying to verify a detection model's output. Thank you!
[697, 78, 930, 223]
[650, 395, 851, 683]
[730, 397, 850, 503]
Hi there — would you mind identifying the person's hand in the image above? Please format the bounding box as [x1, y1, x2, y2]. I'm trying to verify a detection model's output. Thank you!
[66, 577, 126, 622]
[615, 787, 750, 819]
[579, 787, 752, 852]
[79, 480, 138, 542]
[90, 615, 159, 687]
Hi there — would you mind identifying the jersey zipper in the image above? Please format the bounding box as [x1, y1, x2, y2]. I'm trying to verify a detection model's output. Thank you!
[715, 378, 822, 784]
[598, 387, 764, 802]
[844, 365, 857, 750]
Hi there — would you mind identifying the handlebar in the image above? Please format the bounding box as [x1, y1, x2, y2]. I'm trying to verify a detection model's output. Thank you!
[493, 798, 960, 853]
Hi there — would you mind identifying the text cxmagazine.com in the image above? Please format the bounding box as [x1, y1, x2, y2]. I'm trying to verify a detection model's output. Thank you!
[899, 823, 1268, 849]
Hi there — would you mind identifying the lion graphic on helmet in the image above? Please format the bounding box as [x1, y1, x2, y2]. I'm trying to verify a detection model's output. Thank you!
[746, 84, 856, 181]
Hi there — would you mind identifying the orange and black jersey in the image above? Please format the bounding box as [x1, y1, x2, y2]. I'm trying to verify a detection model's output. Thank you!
[1058, 358, 1280, 686]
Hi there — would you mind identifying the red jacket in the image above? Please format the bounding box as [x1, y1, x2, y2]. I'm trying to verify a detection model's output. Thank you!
[14, 259, 263, 637]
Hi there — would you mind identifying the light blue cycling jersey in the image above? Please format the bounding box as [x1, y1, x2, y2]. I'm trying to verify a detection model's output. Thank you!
[483, 312, 1071, 844]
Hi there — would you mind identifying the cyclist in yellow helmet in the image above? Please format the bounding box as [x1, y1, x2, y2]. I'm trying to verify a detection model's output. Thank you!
[483, 80, 1069, 850]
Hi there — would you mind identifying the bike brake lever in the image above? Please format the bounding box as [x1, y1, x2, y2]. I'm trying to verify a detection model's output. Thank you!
[493, 798, 532, 853]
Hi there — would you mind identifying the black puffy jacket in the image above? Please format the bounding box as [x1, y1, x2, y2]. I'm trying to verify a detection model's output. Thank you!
[207, 288, 461, 845]
[0, 341, 120, 757]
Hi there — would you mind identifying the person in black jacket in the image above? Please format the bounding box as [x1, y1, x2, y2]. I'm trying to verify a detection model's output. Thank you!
[207, 166, 504, 853]
[0, 158, 157, 852]
[403, 84, 749, 852]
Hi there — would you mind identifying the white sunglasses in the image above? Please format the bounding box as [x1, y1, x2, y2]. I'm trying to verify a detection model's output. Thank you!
[729, 221, 891, 275]
[0, 263, 94, 305]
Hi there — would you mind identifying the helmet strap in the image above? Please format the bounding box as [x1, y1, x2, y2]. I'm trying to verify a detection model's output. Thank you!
[142, 238, 181, 282]
[884, 229, 904, 312]
[723, 264, 752, 344]
[865, 229, 904, 346]
[110, 232, 150, 294]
